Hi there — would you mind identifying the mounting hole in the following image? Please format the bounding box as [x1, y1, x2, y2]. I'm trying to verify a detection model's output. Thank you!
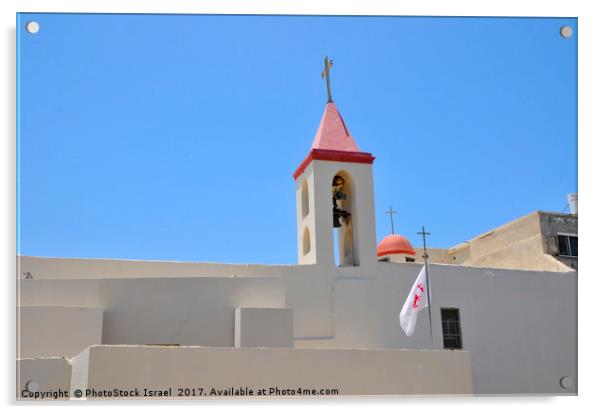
[25, 380, 39, 392]
[560, 26, 573, 38]
[26, 21, 40, 34]
[559, 376, 573, 389]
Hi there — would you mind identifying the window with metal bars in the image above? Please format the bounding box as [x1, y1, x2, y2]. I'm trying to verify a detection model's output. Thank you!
[441, 308, 463, 350]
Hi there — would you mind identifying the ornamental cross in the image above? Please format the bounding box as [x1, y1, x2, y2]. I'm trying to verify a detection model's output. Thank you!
[412, 293, 422, 309]
[321, 56, 334, 102]
[412, 283, 426, 309]
[385, 206, 398, 234]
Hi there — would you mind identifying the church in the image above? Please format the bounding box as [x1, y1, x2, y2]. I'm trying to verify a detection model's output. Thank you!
[17, 61, 577, 399]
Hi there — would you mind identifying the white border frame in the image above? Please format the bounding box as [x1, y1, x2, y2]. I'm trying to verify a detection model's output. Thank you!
[3, 1, 599, 412]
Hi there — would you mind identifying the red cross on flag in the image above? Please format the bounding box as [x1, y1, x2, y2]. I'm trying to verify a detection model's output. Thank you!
[400, 265, 429, 337]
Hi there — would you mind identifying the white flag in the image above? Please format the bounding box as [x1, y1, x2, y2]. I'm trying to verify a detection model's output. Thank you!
[399, 265, 429, 337]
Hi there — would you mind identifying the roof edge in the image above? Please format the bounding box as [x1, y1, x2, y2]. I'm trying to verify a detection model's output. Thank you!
[377, 247, 417, 257]
[293, 149, 375, 179]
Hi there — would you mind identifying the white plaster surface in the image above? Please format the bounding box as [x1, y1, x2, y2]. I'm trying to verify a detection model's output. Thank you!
[235, 307, 293, 348]
[70, 345, 473, 399]
[18, 306, 103, 358]
[20, 277, 286, 347]
[295, 160, 377, 268]
[18, 255, 577, 395]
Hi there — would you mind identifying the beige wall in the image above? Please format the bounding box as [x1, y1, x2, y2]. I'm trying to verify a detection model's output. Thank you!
[385, 249, 450, 264]
[18, 306, 103, 358]
[453, 211, 547, 270]
[413, 212, 574, 272]
[539, 212, 578, 270]
[70, 345, 473, 399]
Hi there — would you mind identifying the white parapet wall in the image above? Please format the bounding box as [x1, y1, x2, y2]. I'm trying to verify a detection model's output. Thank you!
[20, 276, 287, 348]
[18, 306, 103, 358]
[69, 345, 473, 399]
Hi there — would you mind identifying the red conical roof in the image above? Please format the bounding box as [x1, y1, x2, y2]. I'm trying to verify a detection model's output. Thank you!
[311, 102, 361, 152]
[294, 102, 374, 179]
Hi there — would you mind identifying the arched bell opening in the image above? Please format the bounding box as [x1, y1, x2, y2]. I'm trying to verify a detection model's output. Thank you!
[301, 179, 309, 218]
[302, 227, 311, 256]
[331, 171, 358, 266]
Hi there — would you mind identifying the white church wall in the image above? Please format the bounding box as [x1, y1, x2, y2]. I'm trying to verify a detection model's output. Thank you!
[234, 307, 293, 348]
[330, 262, 577, 395]
[17, 256, 577, 395]
[20, 276, 286, 348]
[18, 256, 339, 341]
[18, 306, 103, 358]
[331, 276, 384, 348]
[69, 345, 473, 398]
[284, 266, 335, 339]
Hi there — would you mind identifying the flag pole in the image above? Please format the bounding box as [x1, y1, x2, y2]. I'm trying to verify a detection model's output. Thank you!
[418, 226, 434, 349]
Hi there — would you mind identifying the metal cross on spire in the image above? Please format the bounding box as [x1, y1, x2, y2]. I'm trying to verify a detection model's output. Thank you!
[385, 206, 398, 234]
[321, 56, 334, 103]
[417, 225, 431, 260]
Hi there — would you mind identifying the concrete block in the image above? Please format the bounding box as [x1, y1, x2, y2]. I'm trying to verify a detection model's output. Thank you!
[235, 307, 293, 348]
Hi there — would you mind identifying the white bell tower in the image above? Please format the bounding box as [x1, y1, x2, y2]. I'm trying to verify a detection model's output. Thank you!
[294, 101, 377, 268]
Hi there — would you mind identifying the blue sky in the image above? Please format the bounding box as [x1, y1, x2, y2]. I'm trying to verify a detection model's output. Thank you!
[17, 14, 577, 264]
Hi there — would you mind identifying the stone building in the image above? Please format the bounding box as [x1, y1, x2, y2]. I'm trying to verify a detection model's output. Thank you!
[381, 211, 578, 272]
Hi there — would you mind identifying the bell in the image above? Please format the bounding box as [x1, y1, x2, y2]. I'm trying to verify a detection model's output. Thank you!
[333, 209, 342, 227]
[333, 207, 350, 228]
[332, 176, 347, 202]
[332, 175, 346, 189]
[333, 190, 347, 201]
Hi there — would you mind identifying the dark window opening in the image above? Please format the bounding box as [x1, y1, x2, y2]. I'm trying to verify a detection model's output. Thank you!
[558, 234, 578, 257]
[441, 308, 463, 350]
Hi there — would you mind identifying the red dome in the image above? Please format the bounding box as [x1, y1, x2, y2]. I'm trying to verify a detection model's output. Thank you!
[377, 234, 416, 257]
